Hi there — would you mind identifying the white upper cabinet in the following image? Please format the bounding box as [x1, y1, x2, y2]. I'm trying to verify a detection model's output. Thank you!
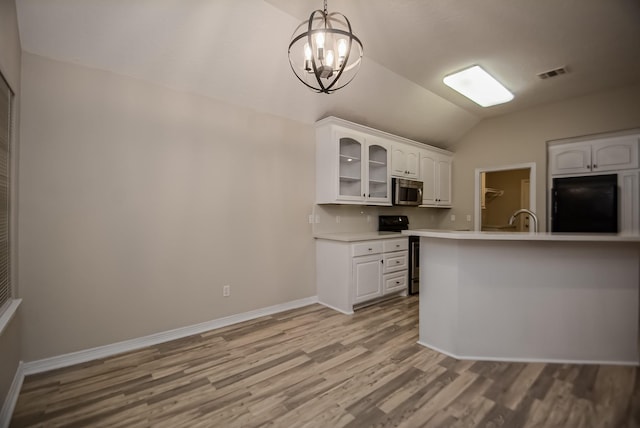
[391, 145, 420, 179]
[549, 135, 639, 175]
[316, 117, 453, 206]
[420, 150, 452, 207]
[592, 136, 639, 172]
[316, 123, 391, 205]
[548, 144, 591, 175]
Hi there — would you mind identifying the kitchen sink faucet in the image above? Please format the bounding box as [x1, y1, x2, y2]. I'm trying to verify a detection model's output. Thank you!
[508, 209, 538, 233]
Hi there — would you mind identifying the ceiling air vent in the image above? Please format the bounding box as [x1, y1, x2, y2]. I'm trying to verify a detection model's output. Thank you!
[537, 66, 568, 80]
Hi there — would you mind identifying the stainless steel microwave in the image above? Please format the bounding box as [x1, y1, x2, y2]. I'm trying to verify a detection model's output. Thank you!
[392, 178, 423, 206]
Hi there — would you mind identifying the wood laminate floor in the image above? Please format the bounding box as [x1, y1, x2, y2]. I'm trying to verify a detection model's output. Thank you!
[11, 296, 640, 427]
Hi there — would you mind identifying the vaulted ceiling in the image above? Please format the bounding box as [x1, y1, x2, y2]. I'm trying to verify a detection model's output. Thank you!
[15, 0, 640, 147]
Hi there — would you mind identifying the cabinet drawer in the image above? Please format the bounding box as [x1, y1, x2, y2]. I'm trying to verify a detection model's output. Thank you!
[383, 251, 408, 273]
[352, 241, 384, 257]
[383, 238, 408, 252]
[384, 271, 407, 294]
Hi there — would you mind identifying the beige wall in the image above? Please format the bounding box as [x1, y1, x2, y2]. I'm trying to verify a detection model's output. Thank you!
[18, 53, 316, 361]
[0, 0, 22, 411]
[444, 84, 640, 231]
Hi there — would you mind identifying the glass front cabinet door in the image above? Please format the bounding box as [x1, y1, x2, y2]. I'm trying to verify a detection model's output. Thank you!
[366, 140, 390, 203]
[338, 134, 364, 201]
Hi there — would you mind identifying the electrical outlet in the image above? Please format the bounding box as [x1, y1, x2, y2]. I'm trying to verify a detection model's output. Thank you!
[466, 214, 472, 222]
[308, 214, 313, 224]
[450, 214, 456, 222]
[223, 285, 230, 297]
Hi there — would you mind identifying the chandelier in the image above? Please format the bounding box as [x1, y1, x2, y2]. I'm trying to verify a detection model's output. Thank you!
[288, 0, 363, 94]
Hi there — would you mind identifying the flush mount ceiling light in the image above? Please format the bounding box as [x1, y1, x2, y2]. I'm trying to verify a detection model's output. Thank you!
[443, 65, 514, 107]
[288, 0, 363, 94]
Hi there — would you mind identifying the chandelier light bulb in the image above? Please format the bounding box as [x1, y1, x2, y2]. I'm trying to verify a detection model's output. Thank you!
[304, 43, 312, 60]
[337, 39, 347, 57]
[337, 39, 347, 67]
[326, 50, 334, 67]
[316, 32, 325, 48]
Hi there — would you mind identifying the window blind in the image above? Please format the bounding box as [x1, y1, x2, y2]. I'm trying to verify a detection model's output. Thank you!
[0, 76, 11, 308]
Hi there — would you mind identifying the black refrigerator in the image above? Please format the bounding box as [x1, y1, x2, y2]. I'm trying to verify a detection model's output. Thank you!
[551, 174, 618, 233]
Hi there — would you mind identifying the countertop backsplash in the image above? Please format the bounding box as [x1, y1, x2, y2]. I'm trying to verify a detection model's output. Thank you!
[312, 204, 447, 236]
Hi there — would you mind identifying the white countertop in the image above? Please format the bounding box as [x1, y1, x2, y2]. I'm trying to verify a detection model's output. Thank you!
[313, 232, 406, 242]
[402, 229, 640, 242]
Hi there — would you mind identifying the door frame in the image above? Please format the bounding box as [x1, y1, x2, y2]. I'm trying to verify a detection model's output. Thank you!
[474, 162, 537, 232]
[520, 179, 530, 231]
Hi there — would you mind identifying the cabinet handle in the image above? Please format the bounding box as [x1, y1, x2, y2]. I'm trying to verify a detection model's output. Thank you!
[587, 165, 591, 169]
[368, 248, 372, 251]
[396, 261, 400, 264]
[396, 281, 400, 284]
[593, 164, 598, 168]
[396, 244, 400, 247]
[381, 260, 384, 264]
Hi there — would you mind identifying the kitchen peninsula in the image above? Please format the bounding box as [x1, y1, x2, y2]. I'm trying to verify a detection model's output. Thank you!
[404, 230, 640, 365]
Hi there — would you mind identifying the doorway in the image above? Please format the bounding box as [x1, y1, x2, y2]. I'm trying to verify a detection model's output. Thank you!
[474, 163, 536, 232]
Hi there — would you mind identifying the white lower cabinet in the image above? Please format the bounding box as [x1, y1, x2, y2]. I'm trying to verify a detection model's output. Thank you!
[383, 271, 407, 294]
[353, 254, 383, 304]
[316, 237, 409, 314]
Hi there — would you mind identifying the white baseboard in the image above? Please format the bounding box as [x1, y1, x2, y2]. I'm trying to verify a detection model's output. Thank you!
[0, 361, 24, 428]
[317, 301, 353, 315]
[23, 295, 319, 376]
[416, 340, 640, 366]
